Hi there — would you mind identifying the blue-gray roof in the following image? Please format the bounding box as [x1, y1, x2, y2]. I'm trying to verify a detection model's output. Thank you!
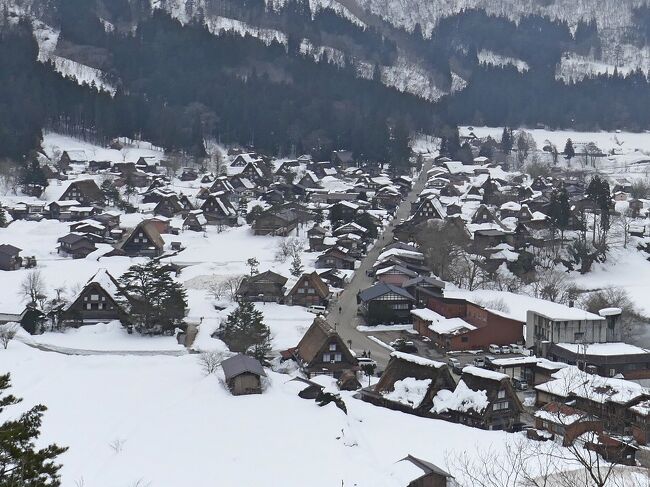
[221, 354, 267, 381]
[359, 283, 415, 302]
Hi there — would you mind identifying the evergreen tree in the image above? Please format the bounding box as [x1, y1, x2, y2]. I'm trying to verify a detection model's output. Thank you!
[246, 257, 259, 275]
[0, 373, 67, 486]
[564, 138, 576, 160]
[119, 260, 187, 335]
[500, 127, 513, 154]
[100, 179, 121, 206]
[215, 301, 271, 363]
[290, 253, 303, 277]
[18, 159, 48, 195]
[0, 208, 6, 228]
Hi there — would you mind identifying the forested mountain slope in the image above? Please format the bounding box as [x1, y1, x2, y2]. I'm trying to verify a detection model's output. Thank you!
[2, 0, 650, 161]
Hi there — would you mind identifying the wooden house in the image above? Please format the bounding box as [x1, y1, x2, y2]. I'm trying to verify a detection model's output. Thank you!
[331, 150, 354, 168]
[154, 196, 185, 218]
[390, 455, 455, 487]
[252, 205, 307, 236]
[61, 269, 131, 326]
[412, 196, 446, 222]
[433, 366, 523, 431]
[0, 244, 22, 271]
[183, 210, 207, 232]
[534, 402, 603, 446]
[59, 180, 104, 207]
[375, 265, 418, 287]
[48, 200, 81, 220]
[362, 352, 455, 414]
[237, 270, 288, 303]
[308, 225, 329, 252]
[222, 354, 266, 396]
[121, 221, 165, 257]
[240, 162, 269, 186]
[57, 233, 97, 259]
[285, 272, 330, 307]
[315, 246, 356, 270]
[289, 317, 358, 378]
[231, 153, 261, 167]
[180, 168, 198, 181]
[358, 283, 415, 324]
[201, 193, 237, 226]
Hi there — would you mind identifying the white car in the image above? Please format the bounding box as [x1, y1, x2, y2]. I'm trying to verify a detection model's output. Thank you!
[357, 357, 378, 369]
[488, 344, 501, 354]
[307, 305, 327, 315]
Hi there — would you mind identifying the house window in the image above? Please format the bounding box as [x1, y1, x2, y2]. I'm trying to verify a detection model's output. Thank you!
[298, 288, 305, 294]
[334, 353, 342, 362]
[91, 294, 99, 301]
[461, 336, 469, 343]
[574, 332, 584, 341]
[322, 353, 330, 362]
[497, 390, 506, 399]
[86, 303, 92, 310]
[307, 289, 315, 294]
[609, 368, 616, 377]
[329, 343, 337, 351]
[493, 401, 509, 411]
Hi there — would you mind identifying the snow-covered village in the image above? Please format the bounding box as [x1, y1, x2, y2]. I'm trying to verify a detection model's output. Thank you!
[5, 0, 650, 485]
[0, 125, 650, 486]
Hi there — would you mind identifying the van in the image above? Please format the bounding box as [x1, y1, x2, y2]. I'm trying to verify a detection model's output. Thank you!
[307, 305, 327, 315]
[500, 345, 511, 354]
[473, 357, 485, 368]
[488, 344, 501, 354]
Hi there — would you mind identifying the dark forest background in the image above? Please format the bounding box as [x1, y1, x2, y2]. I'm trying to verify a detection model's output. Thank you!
[3, 0, 650, 163]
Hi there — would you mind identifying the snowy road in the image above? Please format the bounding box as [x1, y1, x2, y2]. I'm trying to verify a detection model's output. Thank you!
[327, 160, 432, 369]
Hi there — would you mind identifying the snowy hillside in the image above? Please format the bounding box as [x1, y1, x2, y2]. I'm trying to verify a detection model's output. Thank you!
[0, 341, 585, 487]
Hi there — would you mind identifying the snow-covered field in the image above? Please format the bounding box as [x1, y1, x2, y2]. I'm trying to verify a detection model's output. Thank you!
[0, 340, 578, 487]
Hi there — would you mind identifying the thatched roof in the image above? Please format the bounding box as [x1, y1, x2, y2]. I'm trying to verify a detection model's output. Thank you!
[375, 352, 455, 410]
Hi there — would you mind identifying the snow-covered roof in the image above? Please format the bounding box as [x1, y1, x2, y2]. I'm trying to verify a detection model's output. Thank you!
[390, 351, 445, 369]
[431, 380, 488, 414]
[555, 342, 650, 357]
[382, 378, 432, 409]
[490, 356, 539, 368]
[536, 366, 649, 405]
[462, 365, 509, 382]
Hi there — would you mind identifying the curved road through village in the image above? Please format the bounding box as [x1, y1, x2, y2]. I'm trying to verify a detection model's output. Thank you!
[327, 160, 432, 368]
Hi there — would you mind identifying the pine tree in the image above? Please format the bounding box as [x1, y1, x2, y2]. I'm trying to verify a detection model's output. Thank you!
[564, 138, 575, 160]
[290, 254, 303, 277]
[0, 208, 6, 228]
[246, 257, 259, 275]
[18, 159, 48, 195]
[119, 260, 187, 335]
[0, 374, 67, 486]
[500, 127, 513, 154]
[215, 301, 271, 362]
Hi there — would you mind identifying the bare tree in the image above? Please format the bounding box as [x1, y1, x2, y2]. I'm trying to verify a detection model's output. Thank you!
[20, 270, 46, 306]
[275, 237, 306, 263]
[0, 323, 18, 349]
[516, 131, 537, 166]
[222, 275, 245, 301]
[198, 350, 225, 375]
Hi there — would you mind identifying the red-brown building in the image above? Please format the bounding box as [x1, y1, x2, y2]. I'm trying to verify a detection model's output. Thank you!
[411, 294, 524, 351]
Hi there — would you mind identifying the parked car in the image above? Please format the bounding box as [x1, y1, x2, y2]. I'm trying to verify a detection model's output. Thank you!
[488, 344, 501, 354]
[513, 377, 529, 391]
[357, 357, 378, 370]
[500, 345, 511, 354]
[390, 338, 417, 353]
[473, 357, 485, 368]
[509, 344, 522, 354]
[448, 357, 463, 374]
[307, 305, 327, 315]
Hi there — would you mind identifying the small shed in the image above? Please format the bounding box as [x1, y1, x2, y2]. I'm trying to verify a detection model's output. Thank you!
[222, 354, 266, 396]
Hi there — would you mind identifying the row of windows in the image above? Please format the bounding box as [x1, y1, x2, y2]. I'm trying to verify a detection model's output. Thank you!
[493, 401, 509, 411]
[322, 353, 342, 363]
